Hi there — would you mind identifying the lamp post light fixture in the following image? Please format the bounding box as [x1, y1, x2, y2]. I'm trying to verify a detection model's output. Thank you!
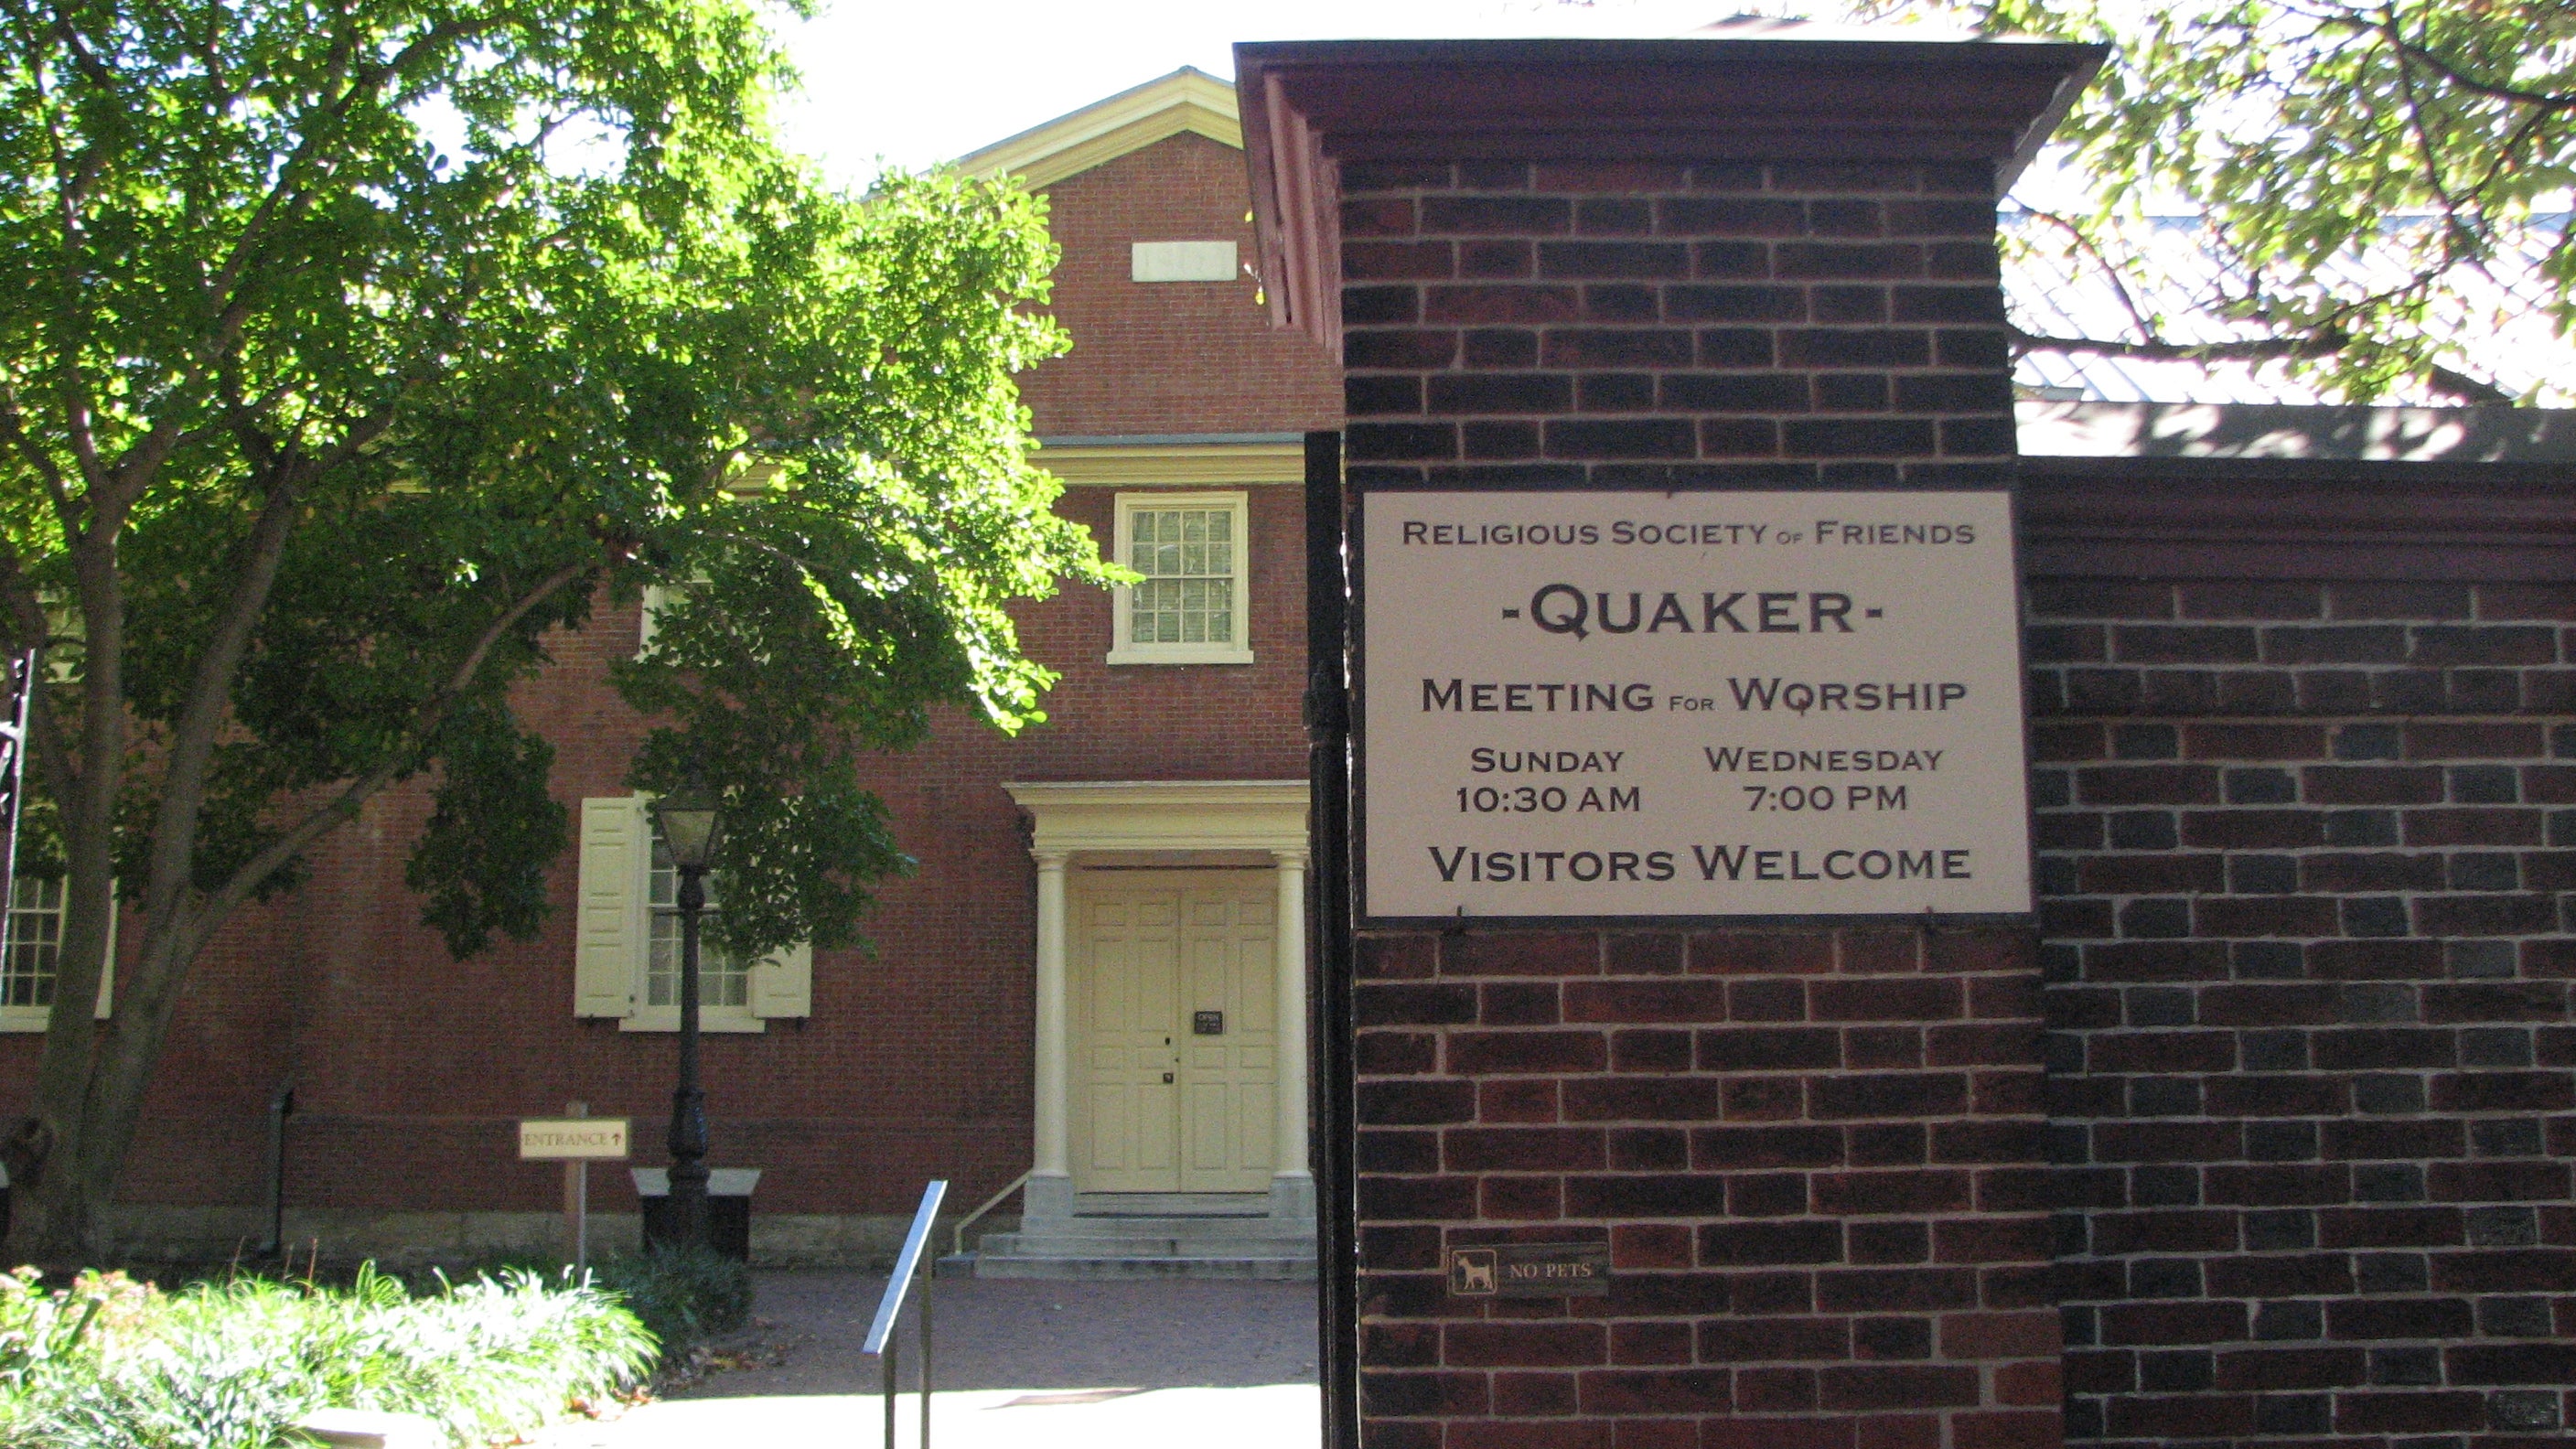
[650, 781, 724, 1251]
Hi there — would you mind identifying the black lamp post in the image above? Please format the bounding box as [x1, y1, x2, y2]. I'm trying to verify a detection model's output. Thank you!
[650, 781, 724, 1251]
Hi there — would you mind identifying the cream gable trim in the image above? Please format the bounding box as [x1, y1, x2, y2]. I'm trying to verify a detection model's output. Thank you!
[956, 68, 1241, 190]
[1040, 442, 1304, 488]
[1004, 781, 1307, 855]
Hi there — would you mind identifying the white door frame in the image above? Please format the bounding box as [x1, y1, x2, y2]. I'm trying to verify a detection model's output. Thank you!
[1004, 780, 1311, 1226]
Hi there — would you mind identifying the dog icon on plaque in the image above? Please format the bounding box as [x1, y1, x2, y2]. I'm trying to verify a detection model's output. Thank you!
[1449, 1248, 1500, 1296]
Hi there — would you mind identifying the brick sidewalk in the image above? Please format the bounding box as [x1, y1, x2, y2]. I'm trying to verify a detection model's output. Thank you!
[539, 1272, 1323, 1449]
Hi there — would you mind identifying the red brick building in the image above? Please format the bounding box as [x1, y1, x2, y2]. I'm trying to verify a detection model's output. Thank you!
[2, 67, 1345, 1269]
[12, 34, 2576, 1449]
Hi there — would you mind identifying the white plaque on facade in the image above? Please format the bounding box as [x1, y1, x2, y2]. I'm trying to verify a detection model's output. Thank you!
[1358, 490, 2032, 921]
[518, 1118, 630, 1160]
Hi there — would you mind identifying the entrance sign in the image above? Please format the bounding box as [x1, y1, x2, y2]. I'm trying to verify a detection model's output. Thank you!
[522, 1107, 623, 1273]
[518, 1118, 629, 1160]
[1359, 490, 2031, 922]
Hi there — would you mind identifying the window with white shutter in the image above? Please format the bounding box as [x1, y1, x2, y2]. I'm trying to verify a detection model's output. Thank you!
[1107, 490, 1254, 666]
[574, 795, 809, 1030]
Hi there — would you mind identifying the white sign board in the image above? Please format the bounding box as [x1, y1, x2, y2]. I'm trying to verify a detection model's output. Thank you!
[1359, 490, 2031, 921]
[518, 1118, 630, 1160]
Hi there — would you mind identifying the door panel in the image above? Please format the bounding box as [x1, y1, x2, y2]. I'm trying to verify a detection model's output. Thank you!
[1073, 893, 1181, 1191]
[1178, 885, 1276, 1191]
[1072, 873, 1282, 1195]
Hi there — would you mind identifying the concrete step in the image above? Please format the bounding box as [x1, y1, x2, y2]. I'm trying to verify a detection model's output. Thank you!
[979, 1225, 1309, 1256]
[971, 1250, 1315, 1282]
[1054, 1216, 1315, 1240]
[1072, 1192, 1270, 1218]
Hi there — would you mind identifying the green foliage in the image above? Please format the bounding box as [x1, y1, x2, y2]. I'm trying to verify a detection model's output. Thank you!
[1929, 0, 2576, 402]
[0, 0, 1114, 1249]
[590, 1244, 753, 1367]
[0, 1262, 652, 1449]
[0, 0, 1110, 961]
[0, 1268, 125, 1391]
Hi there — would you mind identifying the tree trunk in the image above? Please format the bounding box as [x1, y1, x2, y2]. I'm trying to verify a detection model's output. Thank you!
[8, 845, 297, 1262]
[9, 536, 125, 1265]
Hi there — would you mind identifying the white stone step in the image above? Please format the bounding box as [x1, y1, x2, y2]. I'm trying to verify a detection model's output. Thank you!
[981, 1233, 1318, 1259]
[1058, 1216, 1313, 1240]
[1072, 1192, 1270, 1218]
[971, 1250, 1315, 1282]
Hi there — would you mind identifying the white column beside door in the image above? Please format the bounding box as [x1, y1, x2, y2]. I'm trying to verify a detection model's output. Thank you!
[1270, 850, 1314, 1221]
[1028, 851, 1074, 1225]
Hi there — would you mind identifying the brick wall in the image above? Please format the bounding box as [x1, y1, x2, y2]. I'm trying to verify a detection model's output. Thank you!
[1336, 157, 2058, 1449]
[2028, 576, 2576, 1445]
[1020, 131, 1341, 437]
[1354, 927, 2059, 1449]
[1335, 157, 2016, 491]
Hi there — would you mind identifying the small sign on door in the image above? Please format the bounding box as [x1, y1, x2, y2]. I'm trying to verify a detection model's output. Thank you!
[1193, 1010, 1224, 1036]
[1449, 1242, 1611, 1297]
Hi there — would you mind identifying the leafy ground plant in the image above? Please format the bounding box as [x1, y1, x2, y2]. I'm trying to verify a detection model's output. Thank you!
[0, 1262, 652, 1449]
[590, 1244, 754, 1369]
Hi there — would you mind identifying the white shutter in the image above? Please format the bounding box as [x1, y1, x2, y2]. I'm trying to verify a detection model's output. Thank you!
[91, 896, 115, 1018]
[750, 940, 811, 1019]
[638, 585, 672, 656]
[574, 797, 645, 1017]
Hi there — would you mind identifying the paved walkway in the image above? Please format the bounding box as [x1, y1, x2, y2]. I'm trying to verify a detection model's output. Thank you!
[539, 1272, 1323, 1449]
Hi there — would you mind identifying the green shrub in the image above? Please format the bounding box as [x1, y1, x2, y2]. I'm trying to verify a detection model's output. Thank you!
[0, 1262, 652, 1449]
[589, 1245, 752, 1366]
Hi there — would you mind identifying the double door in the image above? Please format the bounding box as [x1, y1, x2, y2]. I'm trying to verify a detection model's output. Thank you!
[1071, 873, 1278, 1193]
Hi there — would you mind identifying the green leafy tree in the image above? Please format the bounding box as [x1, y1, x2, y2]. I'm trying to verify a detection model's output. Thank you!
[0, 0, 1110, 1257]
[1931, 0, 2576, 402]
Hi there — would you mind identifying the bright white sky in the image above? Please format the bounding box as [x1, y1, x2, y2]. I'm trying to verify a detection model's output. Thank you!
[769, 0, 1860, 185]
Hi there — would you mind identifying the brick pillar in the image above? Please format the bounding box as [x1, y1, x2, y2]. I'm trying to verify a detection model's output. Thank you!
[1240, 37, 2102, 1449]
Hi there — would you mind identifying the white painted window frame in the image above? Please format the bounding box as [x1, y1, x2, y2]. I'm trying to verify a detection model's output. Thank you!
[1108, 489, 1255, 667]
[572, 796, 809, 1032]
[0, 876, 114, 1032]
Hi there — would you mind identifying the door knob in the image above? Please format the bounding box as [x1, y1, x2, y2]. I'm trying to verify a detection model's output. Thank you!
[1162, 1072, 1175, 1084]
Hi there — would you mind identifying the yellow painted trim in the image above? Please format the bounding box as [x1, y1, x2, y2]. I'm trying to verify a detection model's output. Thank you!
[1004, 780, 1308, 856]
[957, 68, 1241, 190]
[1039, 443, 1304, 488]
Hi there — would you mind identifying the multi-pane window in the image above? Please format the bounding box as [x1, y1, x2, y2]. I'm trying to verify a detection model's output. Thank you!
[4, 875, 61, 1010]
[571, 795, 808, 1028]
[1130, 507, 1235, 646]
[1110, 492, 1253, 665]
[645, 831, 749, 1012]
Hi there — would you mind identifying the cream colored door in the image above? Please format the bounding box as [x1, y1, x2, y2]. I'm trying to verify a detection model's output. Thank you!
[1074, 890, 1182, 1192]
[1072, 875, 1278, 1194]
[1178, 885, 1277, 1192]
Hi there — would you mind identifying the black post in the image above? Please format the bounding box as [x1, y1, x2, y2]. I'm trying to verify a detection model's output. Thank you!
[1303, 428, 1359, 1449]
[919, 1256, 933, 1449]
[883, 1327, 898, 1449]
[263, 1079, 295, 1258]
[667, 864, 712, 1249]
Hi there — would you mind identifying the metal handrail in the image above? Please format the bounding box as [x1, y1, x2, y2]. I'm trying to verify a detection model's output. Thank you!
[950, 1169, 1030, 1259]
[865, 1179, 947, 1449]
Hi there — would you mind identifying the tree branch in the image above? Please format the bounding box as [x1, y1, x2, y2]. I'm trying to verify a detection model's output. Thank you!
[134, 467, 301, 932]
[2349, 6, 2576, 113]
[186, 556, 594, 938]
[0, 383, 73, 522]
[2008, 326, 2343, 363]
[2009, 325, 2514, 404]
[0, 546, 76, 812]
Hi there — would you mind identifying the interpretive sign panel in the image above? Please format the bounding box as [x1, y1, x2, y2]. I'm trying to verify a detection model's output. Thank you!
[1359, 490, 2031, 922]
[518, 1118, 630, 1160]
